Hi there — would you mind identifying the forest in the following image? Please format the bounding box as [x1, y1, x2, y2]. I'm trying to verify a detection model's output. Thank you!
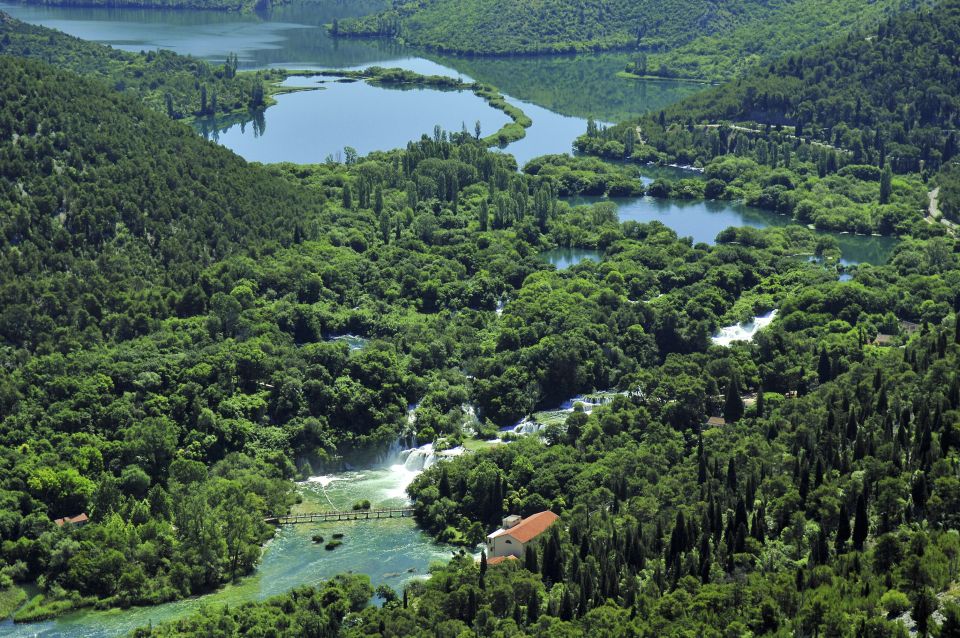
[131, 225, 960, 636]
[332, 0, 925, 65]
[0, 49, 795, 620]
[629, 0, 932, 80]
[0, 13, 276, 120]
[330, 0, 777, 55]
[575, 0, 960, 235]
[1, 0, 960, 634]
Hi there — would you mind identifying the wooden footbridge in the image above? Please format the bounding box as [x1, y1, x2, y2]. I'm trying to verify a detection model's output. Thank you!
[265, 508, 415, 525]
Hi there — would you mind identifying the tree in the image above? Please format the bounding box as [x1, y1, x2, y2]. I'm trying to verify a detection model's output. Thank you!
[479, 199, 489, 232]
[479, 550, 487, 589]
[835, 505, 850, 554]
[723, 377, 744, 423]
[527, 589, 540, 623]
[817, 348, 832, 384]
[524, 544, 539, 573]
[853, 493, 869, 551]
[880, 165, 893, 204]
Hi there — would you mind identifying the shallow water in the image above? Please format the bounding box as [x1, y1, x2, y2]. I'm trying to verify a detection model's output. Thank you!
[199, 75, 512, 162]
[0, 454, 453, 637]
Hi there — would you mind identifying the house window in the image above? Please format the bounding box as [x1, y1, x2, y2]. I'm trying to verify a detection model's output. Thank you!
[505, 539, 512, 544]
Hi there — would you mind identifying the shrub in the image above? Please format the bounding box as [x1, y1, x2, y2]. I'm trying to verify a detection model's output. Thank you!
[880, 589, 911, 617]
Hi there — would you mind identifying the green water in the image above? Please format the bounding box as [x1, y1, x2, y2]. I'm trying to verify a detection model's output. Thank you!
[0, 460, 452, 637]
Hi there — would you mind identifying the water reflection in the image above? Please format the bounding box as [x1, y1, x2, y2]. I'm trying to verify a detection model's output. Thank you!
[539, 247, 603, 269]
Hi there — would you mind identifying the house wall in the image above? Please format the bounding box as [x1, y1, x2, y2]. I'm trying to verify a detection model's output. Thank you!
[487, 533, 523, 559]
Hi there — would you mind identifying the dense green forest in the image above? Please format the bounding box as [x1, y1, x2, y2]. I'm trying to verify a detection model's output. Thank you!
[0, 12, 277, 120]
[332, 0, 923, 66]
[0, 49, 757, 619]
[135, 226, 960, 635]
[330, 0, 778, 55]
[631, 0, 930, 80]
[575, 0, 960, 235]
[2, 0, 960, 633]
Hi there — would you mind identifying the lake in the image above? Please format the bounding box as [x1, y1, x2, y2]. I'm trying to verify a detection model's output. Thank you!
[0, 0, 701, 165]
[540, 247, 603, 269]
[198, 75, 513, 162]
[569, 194, 899, 265]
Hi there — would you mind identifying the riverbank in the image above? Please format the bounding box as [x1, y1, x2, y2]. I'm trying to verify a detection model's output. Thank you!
[0, 445, 457, 636]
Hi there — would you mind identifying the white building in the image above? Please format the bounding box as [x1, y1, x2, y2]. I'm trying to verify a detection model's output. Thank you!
[485, 511, 559, 559]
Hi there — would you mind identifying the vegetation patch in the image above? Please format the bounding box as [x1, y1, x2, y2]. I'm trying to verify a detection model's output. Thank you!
[0, 586, 27, 619]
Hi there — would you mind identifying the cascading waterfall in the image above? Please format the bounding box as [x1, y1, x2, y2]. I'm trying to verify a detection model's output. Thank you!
[506, 417, 543, 435]
[711, 310, 778, 346]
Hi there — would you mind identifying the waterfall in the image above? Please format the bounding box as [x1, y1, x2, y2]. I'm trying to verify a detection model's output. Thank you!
[500, 417, 544, 436]
[711, 310, 778, 347]
[399, 443, 436, 471]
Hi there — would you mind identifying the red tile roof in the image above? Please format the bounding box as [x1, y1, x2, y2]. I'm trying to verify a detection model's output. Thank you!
[487, 555, 519, 566]
[488, 511, 559, 543]
[54, 513, 89, 527]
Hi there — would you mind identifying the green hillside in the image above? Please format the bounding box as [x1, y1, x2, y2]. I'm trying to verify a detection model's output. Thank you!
[638, 0, 930, 79]
[331, 0, 778, 55]
[577, 1, 960, 234]
[0, 12, 279, 121]
[332, 0, 924, 65]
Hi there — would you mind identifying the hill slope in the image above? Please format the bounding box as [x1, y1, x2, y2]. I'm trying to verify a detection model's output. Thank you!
[333, 0, 924, 62]
[0, 12, 277, 120]
[332, 0, 779, 55]
[653, 1, 960, 172]
[0, 56, 322, 352]
[576, 1, 960, 234]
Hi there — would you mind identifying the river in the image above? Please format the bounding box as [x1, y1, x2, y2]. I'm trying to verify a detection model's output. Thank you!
[0, 445, 453, 637]
[0, 0, 702, 165]
[0, 1, 902, 264]
[0, 2, 897, 633]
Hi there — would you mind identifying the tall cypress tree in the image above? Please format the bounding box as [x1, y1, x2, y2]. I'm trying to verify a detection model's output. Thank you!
[818, 348, 832, 384]
[853, 493, 869, 551]
[835, 504, 851, 554]
[527, 590, 540, 624]
[479, 550, 487, 590]
[524, 543, 539, 573]
[724, 377, 744, 423]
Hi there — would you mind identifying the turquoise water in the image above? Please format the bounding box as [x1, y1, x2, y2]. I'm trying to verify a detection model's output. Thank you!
[0, 460, 451, 637]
